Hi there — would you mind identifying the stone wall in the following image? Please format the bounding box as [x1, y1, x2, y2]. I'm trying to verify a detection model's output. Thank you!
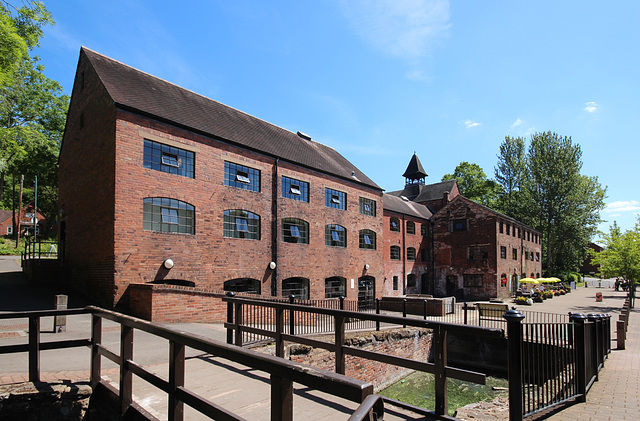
[0, 381, 91, 421]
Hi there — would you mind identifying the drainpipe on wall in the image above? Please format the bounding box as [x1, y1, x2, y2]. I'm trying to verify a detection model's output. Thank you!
[271, 158, 279, 296]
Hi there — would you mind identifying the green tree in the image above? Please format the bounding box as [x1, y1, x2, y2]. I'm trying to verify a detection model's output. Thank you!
[0, 1, 67, 231]
[590, 220, 640, 283]
[494, 135, 527, 218]
[442, 161, 502, 208]
[506, 132, 606, 275]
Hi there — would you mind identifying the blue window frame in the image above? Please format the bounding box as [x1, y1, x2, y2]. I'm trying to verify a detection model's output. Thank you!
[143, 139, 194, 178]
[325, 188, 346, 210]
[224, 162, 260, 192]
[282, 176, 309, 202]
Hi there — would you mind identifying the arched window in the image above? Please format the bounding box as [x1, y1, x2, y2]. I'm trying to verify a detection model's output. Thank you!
[390, 245, 401, 260]
[390, 217, 400, 232]
[282, 218, 309, 244]
[407, 247, 416, 261]
[223, 209, 260, 240]
[325, 277, 346, 299]
[224, 278, 260, 295]
[359, 229, 376, 249]
[143, 197, 195, 234]
[325, 224, 346, 247]
[282, 277, 309, 300]
[406, 221, 415, 235]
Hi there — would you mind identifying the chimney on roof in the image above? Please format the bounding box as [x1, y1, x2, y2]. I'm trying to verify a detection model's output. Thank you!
[443, 191, 450, 207]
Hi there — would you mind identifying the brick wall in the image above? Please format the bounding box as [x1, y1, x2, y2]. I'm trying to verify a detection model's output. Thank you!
[432, 196, 542, 301]
[382, 210, 429, 296]
[60, 51, 386, 311]
[263, 328, 433, 392]
[58, 50, 117, 305]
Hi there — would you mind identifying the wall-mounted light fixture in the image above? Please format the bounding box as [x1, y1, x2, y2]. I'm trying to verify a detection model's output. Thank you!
[163, 259, 174, 269]
[364, 264, 370, 270]
[269, 261, 277, 270]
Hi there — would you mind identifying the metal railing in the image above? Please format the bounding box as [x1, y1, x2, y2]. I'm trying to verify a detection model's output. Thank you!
[22, 240, 58, 260]
[505, 310, 612, 420]
[223, 294, 505, 419]
[0, 306, 384, 421]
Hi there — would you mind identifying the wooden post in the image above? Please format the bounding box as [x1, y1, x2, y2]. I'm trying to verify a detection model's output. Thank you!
[433, 325, 448, 417]
[275, 307, 285, 358]
[169, 341, 185, 421]
[335, 315, 346, 375]
[270, 374, 293, 421]
[617, 320, 626, 350]
[120, 325, 134, 417]
[90, 315, 102, 389]
[226, 292, 235, 344]
[16, 175, 23, 249]
[28, 316, 40, 382]
[402, 298, 407, 328]
[289, 295, 295, 336]
[504, 309, 525, 421]
[234, 302, 243, 347]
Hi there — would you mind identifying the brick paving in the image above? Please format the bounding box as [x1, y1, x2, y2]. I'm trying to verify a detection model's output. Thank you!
[1, 269, 639, 419]
[545, 296, 640, 421]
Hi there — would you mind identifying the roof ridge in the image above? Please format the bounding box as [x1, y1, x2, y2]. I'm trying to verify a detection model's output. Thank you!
[81, 47, 330, 152]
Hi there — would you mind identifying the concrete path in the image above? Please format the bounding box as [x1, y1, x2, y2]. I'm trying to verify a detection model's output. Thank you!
[1, 255, 638, 420]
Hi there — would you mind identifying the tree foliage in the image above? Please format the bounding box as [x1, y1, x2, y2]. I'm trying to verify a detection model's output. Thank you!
[590, 220, 640, 283]
[494, 132, 606, 275]
[0, 1, 67, 229]
[441, 161, 502, 208]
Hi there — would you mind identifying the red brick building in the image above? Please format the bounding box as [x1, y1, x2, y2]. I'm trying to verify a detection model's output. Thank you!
[382, 194, 432, 296]
[58, 48, 384, 311]
[387, 154, 542, 301]
[0, 206, 46, 237]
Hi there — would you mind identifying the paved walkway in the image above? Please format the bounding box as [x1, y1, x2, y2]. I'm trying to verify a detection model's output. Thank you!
[1, 256, 638, 419]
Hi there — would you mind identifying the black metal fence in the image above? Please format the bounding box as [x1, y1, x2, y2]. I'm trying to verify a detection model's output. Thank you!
[236, 295, 572, 344]
[505, 311, 612, 420]
[22, 240, 58, 260]
[224, 294, 505, 419]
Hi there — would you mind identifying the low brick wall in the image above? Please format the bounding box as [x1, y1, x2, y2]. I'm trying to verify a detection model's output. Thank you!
[257, 328, 432, 392]
[127, 283, 229, 323]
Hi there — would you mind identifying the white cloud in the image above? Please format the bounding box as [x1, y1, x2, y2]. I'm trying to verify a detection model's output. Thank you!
[463, 119, 480, 129]
[604, 200, 640, 213]
[584, 101, 598, 113]
[340, 0, 451, 60]
[510, 118, 523, 129]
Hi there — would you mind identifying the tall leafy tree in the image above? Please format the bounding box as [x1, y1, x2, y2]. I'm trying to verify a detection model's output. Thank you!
[494, 135, 527, 218]
[442, 161, 502, 208]
[590, 220, 640, 283]
[0, 1, 67, 230]
[497, 132, 606, 275]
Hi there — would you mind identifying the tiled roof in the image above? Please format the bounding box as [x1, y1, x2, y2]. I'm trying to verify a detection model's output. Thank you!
[387, 180, 457, 203]
[383, 194, 432, 220]
[81, 48, 381, 191]
[0, 209, 12, 224]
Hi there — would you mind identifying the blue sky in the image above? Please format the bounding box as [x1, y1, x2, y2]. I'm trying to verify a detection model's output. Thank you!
[37, 0, 639, 235]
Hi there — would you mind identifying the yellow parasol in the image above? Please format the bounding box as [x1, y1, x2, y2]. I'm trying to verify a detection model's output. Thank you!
[519, 278, 539, 284]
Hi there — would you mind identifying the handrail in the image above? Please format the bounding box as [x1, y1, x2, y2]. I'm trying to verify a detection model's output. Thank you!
[223, 295, 506, 418]
[346, 394, 384, 421]
[0, 306, 379, 420]
[222, 295, 505, 338]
